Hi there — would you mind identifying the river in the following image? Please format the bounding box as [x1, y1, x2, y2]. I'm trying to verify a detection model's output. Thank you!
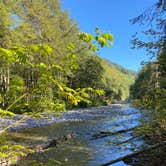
[8, 103, 150, 166]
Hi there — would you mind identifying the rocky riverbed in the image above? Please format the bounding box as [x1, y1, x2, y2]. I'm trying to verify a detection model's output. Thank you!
[0, 104, 123, 132]
[2, 103, 162, 166]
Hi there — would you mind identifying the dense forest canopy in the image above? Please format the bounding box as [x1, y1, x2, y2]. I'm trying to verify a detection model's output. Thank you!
[0, 0, 134, 116]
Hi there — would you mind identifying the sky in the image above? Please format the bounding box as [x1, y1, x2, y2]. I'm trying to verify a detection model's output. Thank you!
[61, 0, 158, 71]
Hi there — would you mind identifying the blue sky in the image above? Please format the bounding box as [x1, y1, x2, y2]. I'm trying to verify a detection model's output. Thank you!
[61, 0, 157, 71]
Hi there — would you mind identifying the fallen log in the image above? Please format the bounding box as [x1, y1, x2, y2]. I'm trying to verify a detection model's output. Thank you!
[115, 136, 143, 146]
[99, 141, 166, 166]
[91, 127, 137, 140]
[34, 133, 74, 152]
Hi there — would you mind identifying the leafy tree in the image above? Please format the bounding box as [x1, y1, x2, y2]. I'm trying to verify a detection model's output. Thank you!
[71, 55, 104, 89]
[130, 0, 166, 140]
[0, 0, 115, 113]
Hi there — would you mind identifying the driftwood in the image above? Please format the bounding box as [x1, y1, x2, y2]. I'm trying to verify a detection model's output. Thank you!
[91, 127, 137, 140]
[34, 133, 74, 152]
[99, 141, 166, 166]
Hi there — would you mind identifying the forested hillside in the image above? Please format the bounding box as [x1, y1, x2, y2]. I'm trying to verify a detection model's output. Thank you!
[102, 59, 136, 100]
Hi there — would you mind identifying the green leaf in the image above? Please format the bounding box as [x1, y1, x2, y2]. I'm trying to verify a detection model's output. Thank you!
[0, 152, 8, 157]
[0, 48, 14, 63]
[38, 62, 47, 69]
[0, 109, 16, 117]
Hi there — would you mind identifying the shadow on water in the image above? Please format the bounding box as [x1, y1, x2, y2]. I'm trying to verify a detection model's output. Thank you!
[8, 104, 150, 166]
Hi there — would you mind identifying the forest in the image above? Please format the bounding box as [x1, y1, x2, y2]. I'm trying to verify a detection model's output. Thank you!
[0, 0, 165, 165]
[130, 0, 166, 141]
[0, 0, 135, 116]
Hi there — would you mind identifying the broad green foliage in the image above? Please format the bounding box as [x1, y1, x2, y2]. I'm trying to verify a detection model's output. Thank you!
[0, 45, 106, 113]
[78, 28, 113, 51]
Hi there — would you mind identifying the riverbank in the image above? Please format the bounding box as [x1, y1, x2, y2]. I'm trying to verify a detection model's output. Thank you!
[0, 104, 125, 166]
[1, 103, 164, 166]
[0, 104, 123, 132]
[123, 143, 166, 166]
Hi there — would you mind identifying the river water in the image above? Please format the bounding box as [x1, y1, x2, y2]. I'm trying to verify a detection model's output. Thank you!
[9, 103, 150, 166]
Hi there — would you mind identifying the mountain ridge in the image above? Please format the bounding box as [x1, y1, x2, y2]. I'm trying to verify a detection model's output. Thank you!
[103, 58, 137, 77]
